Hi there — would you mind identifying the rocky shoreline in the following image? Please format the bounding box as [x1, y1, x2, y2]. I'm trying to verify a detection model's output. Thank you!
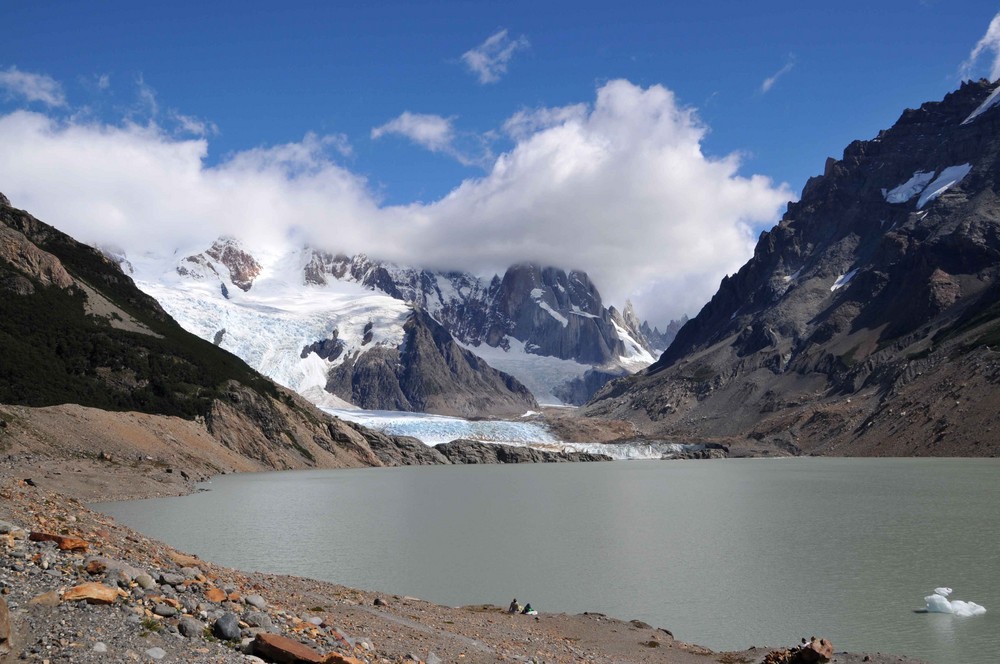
[0, 460, 928, 664]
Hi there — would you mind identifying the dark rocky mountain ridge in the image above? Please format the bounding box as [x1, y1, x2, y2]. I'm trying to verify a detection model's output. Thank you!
[324, 308, 538, 417]
[304, 251, 682, 404]
[586, 80, 1000, 456]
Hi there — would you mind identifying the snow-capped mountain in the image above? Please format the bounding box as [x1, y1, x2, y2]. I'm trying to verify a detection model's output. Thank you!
[120, 239, 672, 409]
[287, 251, 669, 402]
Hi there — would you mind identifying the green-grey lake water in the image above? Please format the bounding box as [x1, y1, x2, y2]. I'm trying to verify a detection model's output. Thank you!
[96, 458, 1000, 663]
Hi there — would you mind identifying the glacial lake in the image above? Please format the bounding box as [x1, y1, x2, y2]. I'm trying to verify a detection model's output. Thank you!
[96, 458, 1000, 664]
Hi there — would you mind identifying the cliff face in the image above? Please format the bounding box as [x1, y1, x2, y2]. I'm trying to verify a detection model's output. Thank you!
[325, 308, 538, 417]
[586, 80, 1000, 457]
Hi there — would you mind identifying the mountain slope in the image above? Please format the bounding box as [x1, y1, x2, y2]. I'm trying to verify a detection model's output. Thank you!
[0, 194, 423, 472]
[326, 308, 536, 416]
[585, 80, 1000, 456]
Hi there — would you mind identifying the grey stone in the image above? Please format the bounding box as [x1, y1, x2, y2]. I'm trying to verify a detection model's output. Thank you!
[93, 642, 107, 653]
[213, 612, 241, 641]
[0, 521, 15, 534]
[159, 573, 185, 587]
[243, 611, 273, 631]
[177, 616, 204, 638]
[153, 604, 177, 618]
[134, 573, 155, 589]
[245, 594, 267, 610]
[145, 646, 166, 660]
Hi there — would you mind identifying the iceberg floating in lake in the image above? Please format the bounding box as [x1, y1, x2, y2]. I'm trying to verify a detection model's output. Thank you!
[922, 586, 986, 617]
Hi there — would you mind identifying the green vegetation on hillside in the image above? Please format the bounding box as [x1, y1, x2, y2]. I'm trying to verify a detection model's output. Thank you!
[0, 208, 276, 418]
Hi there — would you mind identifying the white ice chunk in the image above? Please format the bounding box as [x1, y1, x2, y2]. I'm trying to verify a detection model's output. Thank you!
[831, 269, 859, 291]
[923, 587, 986, 617]
[962, 85, 1000, 125]
[884, 171, 935, 204]
[916, 164, 972, 209]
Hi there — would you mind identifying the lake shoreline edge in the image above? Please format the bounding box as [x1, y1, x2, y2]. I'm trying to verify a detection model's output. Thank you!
[0, 457, 929, 664]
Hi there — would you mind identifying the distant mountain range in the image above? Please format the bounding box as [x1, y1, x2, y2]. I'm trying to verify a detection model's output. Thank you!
[586, 79, 1000, 457]
[118, 240, 681, 412]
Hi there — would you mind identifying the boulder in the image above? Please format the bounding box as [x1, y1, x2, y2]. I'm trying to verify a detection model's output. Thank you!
[252, 632, 325, 663]
[205, 586, 227, 603]
[213, 612, 242, 641]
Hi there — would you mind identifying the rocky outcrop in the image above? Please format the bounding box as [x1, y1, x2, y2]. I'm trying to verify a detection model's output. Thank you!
[204, 238, 261, 291]
[0, 224, 74, 291]
[586, 80, 1000, 456]
[325, 308, 538, 417]
[552, 368, 626, 406]
[435, 439, 611, 463]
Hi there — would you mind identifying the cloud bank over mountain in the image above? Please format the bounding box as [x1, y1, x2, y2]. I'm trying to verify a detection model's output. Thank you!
[0, 78, 792, 325]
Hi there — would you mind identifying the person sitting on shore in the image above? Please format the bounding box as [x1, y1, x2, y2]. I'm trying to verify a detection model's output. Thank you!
[508, 598, 520, 613]
[521, 602, 535, 615]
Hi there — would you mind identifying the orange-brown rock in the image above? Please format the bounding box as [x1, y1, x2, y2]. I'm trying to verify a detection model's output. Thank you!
[322, 653, 365, 664]
[62, 582, 125, 605]
[228, 591, 242, 602]
[28, 532, 88, 551]
[252, 632, 325, 663]
[85, 559, 107, 575]
[205, 587, 227, 603]
[794, 638, 834, 663]
[28, 591, 60, 608]
[168, 550, 202, 567]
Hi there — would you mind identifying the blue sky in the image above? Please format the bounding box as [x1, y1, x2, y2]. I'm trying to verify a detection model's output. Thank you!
[2, 1, 1000, 324]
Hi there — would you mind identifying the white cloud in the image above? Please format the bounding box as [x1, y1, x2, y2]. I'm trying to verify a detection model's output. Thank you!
[171, 112, 219, 138]
[97, 74, 111, 90]
[371, 111, 490, 167]
[0, 66, 66, 107]
[760, 56, 795, 94]
[0, 79, 791, 326]
[372, 112, 454, 151]
[135, 75, 159, 118]
[961, 12, 1000, 81]
[461, 29, 530, 84]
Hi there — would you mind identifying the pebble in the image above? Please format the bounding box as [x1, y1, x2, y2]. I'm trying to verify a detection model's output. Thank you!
[153, 604, 177, 618]
[134, 573, 155, 589]
[145, 646, 166, 660]
[245, 594, 267, 610]
[94, 642, 108, 653]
